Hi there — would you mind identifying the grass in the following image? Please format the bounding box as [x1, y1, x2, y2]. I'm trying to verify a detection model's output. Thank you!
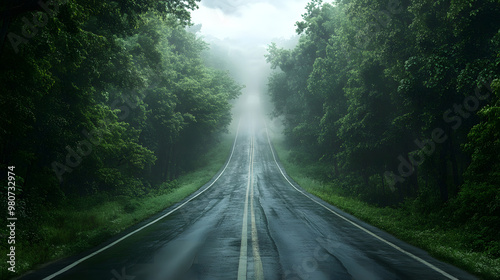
[3, 131, 497, 279]
[0, 133, 234, 279]
[271, 138, 500, 280]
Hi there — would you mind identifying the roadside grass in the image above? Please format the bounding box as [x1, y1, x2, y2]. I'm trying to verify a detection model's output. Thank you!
[2, 133, 234, 279]
[272, 138, 500, 280]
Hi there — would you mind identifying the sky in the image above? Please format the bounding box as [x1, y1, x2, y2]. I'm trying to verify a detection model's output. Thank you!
[191, 0, 310, 47]
[190, 0, 310, 120]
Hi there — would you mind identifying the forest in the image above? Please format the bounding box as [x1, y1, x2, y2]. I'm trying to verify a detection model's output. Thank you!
[0, 0, 243, 275]
[266, 0, 499, 261]
[0, 0, 499, 278]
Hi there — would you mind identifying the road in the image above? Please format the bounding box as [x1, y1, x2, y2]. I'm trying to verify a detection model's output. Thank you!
[21, 111, 477, 280]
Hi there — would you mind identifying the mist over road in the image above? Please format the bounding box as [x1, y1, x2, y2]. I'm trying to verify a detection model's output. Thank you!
[21, 111, 476, 280]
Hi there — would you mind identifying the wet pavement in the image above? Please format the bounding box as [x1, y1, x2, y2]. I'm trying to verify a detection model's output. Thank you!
[21, 112, 477, 280]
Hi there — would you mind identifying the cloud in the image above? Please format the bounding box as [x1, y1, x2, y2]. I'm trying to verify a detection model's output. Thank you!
[199, 0, 307, 16]
[198, 0, 247, 15]
[191, 0, 309, 45]
[190, 0, 309, 97]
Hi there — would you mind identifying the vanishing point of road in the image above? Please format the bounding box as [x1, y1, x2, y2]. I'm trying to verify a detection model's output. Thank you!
[20, 111, 477, 280]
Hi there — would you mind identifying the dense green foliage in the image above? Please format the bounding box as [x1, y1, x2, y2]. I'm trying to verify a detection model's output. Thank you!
[0, 133, 234, 276]
[272, 137, 500, 279]
[0, 0, 241, 270]
[266, 0, 500, 258]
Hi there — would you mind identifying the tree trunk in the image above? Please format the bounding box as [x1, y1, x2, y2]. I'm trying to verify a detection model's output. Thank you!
[333, 155, 339, 177]
[438, 148, 449, 202]
[410, 163, 419, 198]
[448, 136, 460, 197]
[380, 173, 387, 206]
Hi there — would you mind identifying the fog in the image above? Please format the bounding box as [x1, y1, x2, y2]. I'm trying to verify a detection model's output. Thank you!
[191, 0, 310, 134]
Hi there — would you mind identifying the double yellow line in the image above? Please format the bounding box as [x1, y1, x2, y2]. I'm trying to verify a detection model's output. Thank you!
[237, 135, 264, 280]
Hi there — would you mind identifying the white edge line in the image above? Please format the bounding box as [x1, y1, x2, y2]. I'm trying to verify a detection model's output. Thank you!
[42, 118, 242, 280]
[263, 122, 459, 280]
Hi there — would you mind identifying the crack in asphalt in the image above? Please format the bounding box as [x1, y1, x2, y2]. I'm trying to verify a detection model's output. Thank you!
[22, 115, 478, 280]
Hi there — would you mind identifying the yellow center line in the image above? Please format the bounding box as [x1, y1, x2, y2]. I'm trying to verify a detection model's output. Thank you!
[237, 135, 253, 280]
[238, 133, 264, 280]
[250, 137, 264, 280]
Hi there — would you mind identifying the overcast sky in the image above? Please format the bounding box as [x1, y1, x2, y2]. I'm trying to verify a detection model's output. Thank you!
[190, 0, 310, 108]
[191, 0, 310, 46]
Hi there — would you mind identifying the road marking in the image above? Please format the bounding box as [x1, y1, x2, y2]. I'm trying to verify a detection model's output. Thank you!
[238, 132, 264, 280]
[237, 135, 253, 280]
[250, 136, 264, 280]
[42, 119, 242, 280]
[263, 122, 459, 280]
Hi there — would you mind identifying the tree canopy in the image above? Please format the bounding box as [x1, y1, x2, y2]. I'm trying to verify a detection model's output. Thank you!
[266, 0, 500, 256]
[0, 0, 242, 249]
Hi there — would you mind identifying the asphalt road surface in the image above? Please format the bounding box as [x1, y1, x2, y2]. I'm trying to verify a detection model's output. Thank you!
[20, 111, 477, 280]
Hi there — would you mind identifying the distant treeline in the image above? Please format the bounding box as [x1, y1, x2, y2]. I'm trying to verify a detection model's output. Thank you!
[0, 0, 241, 222]
[267, 0, 499, 254]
